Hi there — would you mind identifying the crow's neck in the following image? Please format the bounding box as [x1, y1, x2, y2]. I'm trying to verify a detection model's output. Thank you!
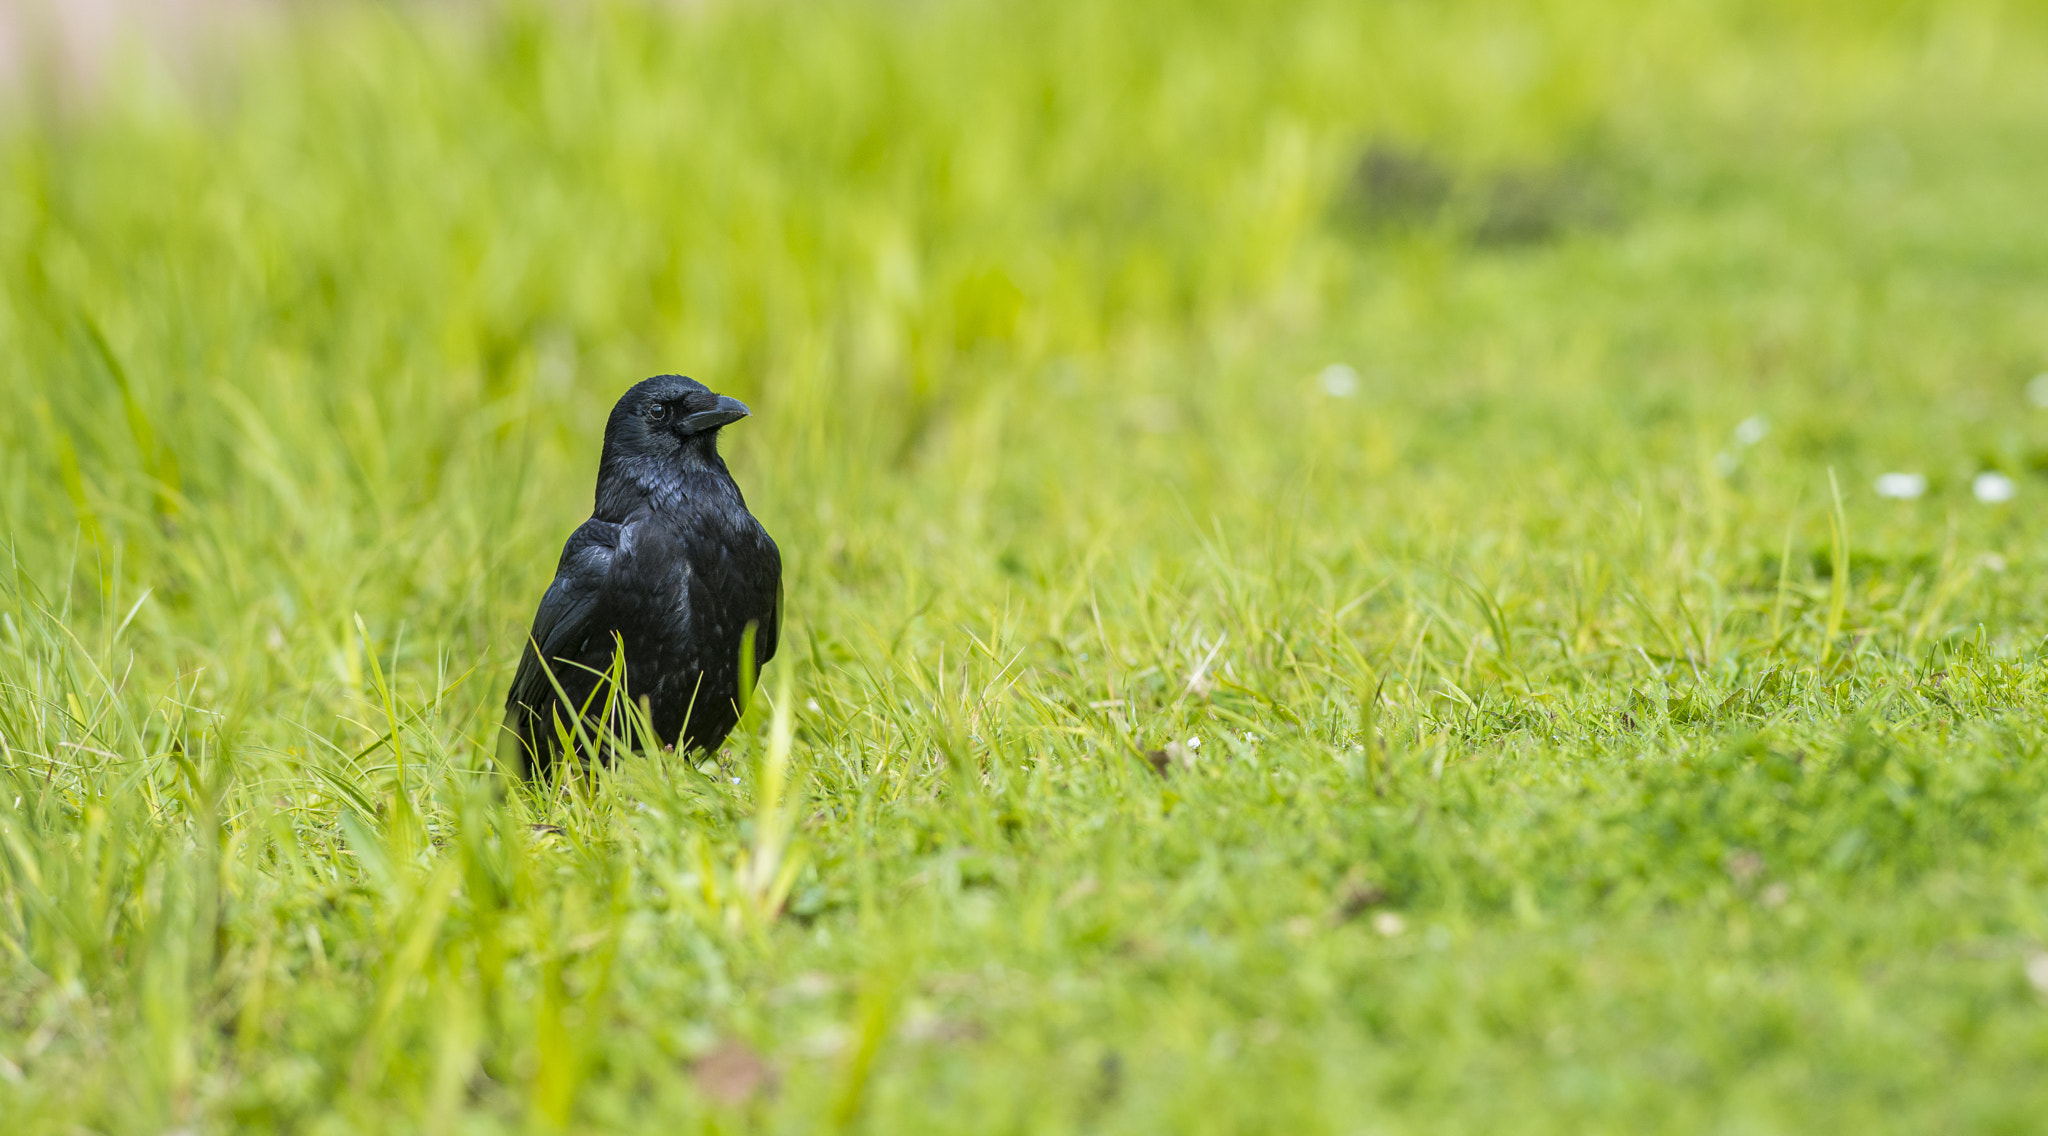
[594, 452, 741, 522]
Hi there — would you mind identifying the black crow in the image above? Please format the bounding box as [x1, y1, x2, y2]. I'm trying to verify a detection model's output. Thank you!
[502, 375, 781, 778]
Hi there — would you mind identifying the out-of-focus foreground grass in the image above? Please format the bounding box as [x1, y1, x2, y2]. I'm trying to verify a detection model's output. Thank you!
[4, 0, 2048, 1131]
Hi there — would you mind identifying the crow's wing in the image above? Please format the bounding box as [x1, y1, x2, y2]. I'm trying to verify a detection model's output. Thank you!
[501, 519, 623, 773]
[756, 567, 782, 667]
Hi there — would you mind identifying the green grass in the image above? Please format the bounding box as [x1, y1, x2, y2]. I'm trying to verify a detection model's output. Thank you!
[5, 0, 2048, 1130]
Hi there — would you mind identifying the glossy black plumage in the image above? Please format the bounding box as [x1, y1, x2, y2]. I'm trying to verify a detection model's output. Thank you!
[502, 375, 781, 778]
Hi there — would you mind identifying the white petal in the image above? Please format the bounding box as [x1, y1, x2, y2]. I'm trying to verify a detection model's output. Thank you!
[1973, 472, 2017, 504]
[1874, 472, 1926, 500]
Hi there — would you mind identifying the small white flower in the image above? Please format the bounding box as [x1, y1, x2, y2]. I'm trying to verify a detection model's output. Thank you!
[1733, 415, 1770, 446]
[1371, 911, 1407, 937]
[1973, 472, 2017, 504]
[1874, 472, 1926, 500]
[2027, 952, 2048, 997]
[2028, 373, 2048, 408]
[1318, 364, 1360, 398]
[1185, 736, 1202, 750]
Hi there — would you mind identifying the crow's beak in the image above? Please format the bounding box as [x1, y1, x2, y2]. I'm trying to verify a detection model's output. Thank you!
[678, 395, 751, 435]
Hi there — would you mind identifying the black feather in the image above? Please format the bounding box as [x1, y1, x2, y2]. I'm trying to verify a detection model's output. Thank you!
[502, 375, 781, 778]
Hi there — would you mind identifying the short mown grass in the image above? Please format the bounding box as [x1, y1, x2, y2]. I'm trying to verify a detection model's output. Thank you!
[4, 0, 2048, 1131]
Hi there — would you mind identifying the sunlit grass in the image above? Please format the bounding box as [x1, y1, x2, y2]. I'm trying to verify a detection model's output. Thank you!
[4, 0, 2048, 1131]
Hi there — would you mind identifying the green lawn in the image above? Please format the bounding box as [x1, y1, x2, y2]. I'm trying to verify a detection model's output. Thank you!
[5, 0, 2048, 1131]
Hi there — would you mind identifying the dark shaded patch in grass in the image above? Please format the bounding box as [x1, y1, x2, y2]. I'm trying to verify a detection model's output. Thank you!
[1335, 142, 1619, 247]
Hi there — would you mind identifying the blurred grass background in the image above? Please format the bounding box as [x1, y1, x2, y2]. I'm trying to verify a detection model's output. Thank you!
[4, 0, 2048, 1131]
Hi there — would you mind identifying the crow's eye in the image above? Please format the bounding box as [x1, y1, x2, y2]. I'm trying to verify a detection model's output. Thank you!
[648, 403, 671, 423]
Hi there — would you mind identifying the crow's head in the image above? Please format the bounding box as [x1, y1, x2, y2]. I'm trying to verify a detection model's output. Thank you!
[601, 374, 751, 466]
